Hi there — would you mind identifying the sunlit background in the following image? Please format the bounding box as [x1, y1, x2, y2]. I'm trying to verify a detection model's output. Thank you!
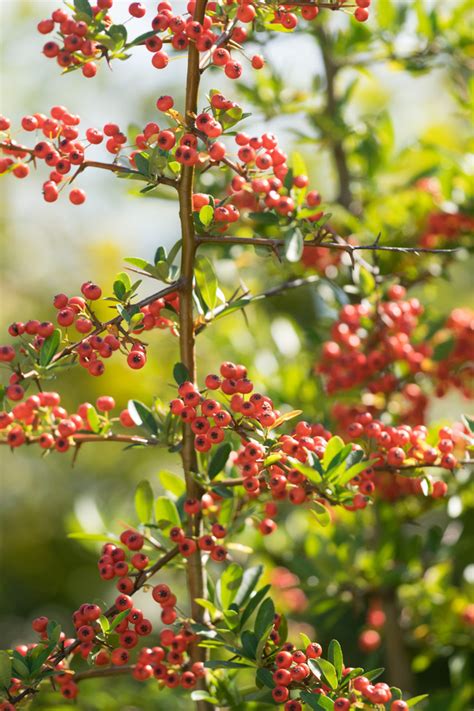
[1, 0, 473, 708]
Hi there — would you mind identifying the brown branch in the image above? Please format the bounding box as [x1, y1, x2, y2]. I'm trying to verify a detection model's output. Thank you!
[0, 140, 35, 156]
[178, 2, 213, 710]
[216, 458, 474, 487]
[38, 280, 184, 371]
[316, 26, 354, 211]
[0, 433, 157, 447]
[69, 159, 179, 189]
[0, 141, 179, 188]
[73, 665, 135, 683]
[196, 233, 460, 256]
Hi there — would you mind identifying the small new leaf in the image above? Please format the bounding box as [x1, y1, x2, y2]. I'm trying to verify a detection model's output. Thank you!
[39, 329, 61, 367]
[135, 479, 154, 523]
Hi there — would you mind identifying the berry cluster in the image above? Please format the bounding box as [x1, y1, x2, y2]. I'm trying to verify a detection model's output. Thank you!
[36, 1, 370, 85]
[419, 210, 474, 249]
[266, 637, 403, 709]
[13, 590, 202, 704]
[0, 281, 180, 381]
[168, 363, 462, 524]
[318, 285, 428, 394]
[347, 416, 459, 471]
[0, 107, 90, 204]
[269, 0, 372, 27]
[37, 3, 112, 78]
[434, 308, 473, 398]
[0, 108, 179, 204]
[169, 520, 228, 563]
[0, 391, 139, 451]
[171, 361, 281, 453]
[317, 287, 473, 420]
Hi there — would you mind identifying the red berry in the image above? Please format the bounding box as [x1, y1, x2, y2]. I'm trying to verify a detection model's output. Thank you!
[127, 351, 147, 369]
[69, 189, 86, 205]
[82, 62, 97, 78]
[129, 2, 146, 17]
[156, 95, 174, 111]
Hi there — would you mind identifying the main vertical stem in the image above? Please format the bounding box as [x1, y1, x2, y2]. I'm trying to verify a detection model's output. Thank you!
[316, 27, 354, 212]
[177, 2, 212, 709]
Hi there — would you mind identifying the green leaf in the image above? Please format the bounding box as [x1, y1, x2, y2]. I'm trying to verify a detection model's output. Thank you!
[289, 458, 323, 485]
[300, 692, 334, 710]
[85, 404, 101, 434]
[241, 630, 258, 659]
[326, 444, 353, 474]
[223, 609, 240, 629]
[113, 272, 131, 300]
[127, 400, 158, 436]
[309, 501, 331, 527]
[256, 667, 275, 689]
[98, 615, 110, 634]
[195, 255, 218, 311]
[195, 598, 219, 618]
[328, 639, 343, 681]
[199, 205, 214, 227]
[124, 256, 151, 270]
[300, 632, 313, 649]
[204, 660, 252, 669]
[285, 228, 304, 262]
[248, 211, 280, 225]
[269, 409, 303, 430]
[365, 667, 385, 681]
[39, 329, 61, 367]
[12, 652, 29, 679]
[167, 239, 182, 265]
[154, 497, 181, 528]
[107, 24, 128, 50]
[46, 620, 61, 647]
[0, 650, 12, 690]
[74, 0, 93, 17]
[219, 563, 243, 610]
[208, 442, 231, 479]
[173, 362, 190, 386]
[338, 457, 377, 487]
[461, 414, 474, 434]
[291, 151, 308, 179]
[191, 691, 219, 704]
[322, 436, 346, 469]
[308, 658, 338, 689]
[109, 609, 130, 631]
[127, 30, 157, 48]
[134, 153, 150, 177]
[433, 338, 455, 361]
[68, 532, 118, 543]
[135, 479, 154, 523]
[407, 694, 429, 707]
[357, 266, 376, 297]
[240, 584, 271, 629]
[254, 597, 275, 640]
[29, 644, 53, 673]
[158, 470, 185, 498]
[234, 565, 264, 608]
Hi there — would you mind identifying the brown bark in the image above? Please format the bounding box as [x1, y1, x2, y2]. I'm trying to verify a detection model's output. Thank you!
[177, 2, 213, 709]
